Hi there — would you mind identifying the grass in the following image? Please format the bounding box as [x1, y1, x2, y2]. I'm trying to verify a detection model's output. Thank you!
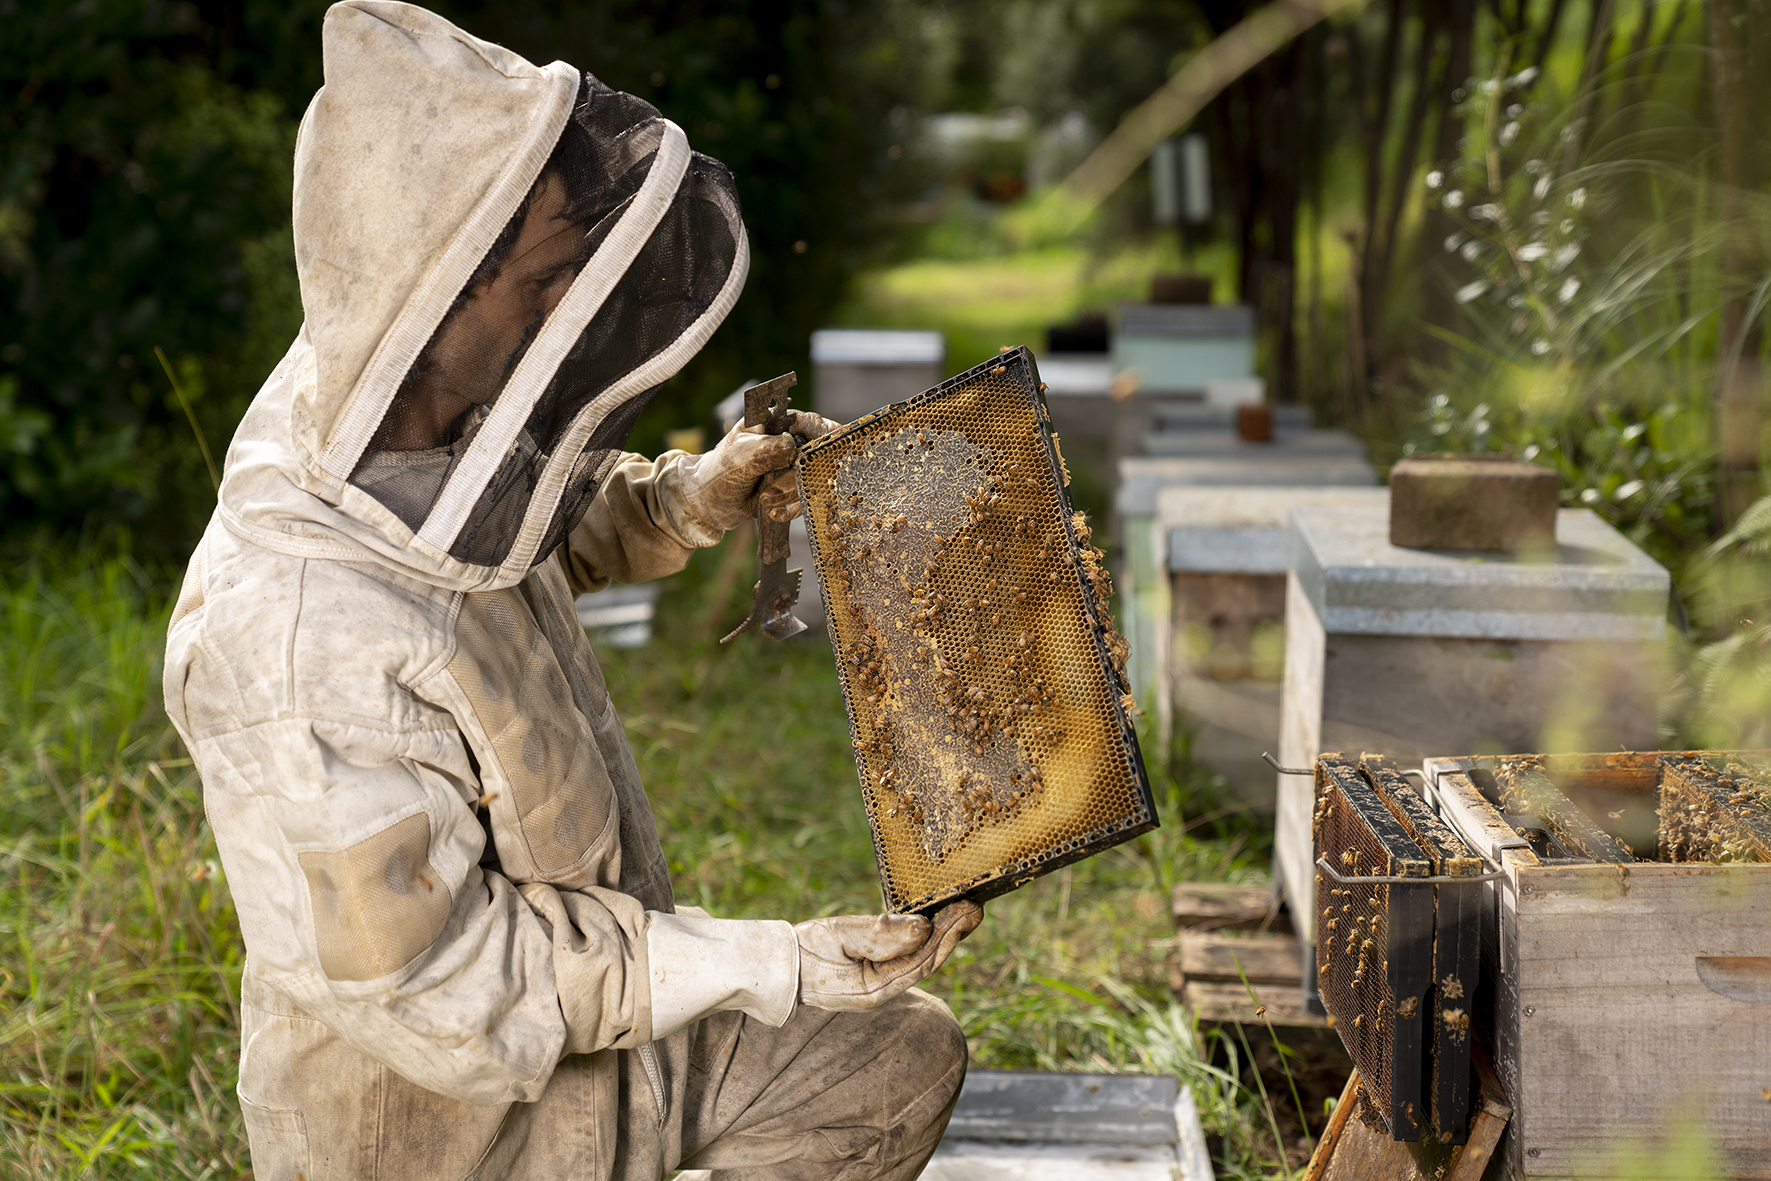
[0, 549, 244, 1178]
[0, 537, 1311, 1179]
[836, 230, 1241, 376]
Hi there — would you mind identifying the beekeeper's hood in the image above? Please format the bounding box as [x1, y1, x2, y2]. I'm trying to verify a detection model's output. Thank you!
[218, 0, 747, 591]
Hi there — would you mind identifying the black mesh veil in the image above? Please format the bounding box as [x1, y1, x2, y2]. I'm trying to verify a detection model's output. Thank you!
[349, 75, 744, 571]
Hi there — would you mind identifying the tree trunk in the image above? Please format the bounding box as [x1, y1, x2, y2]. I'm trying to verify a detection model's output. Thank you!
[1709, 0, 1769, 526]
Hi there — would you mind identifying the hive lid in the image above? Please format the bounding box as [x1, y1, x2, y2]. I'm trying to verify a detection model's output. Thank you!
[1116, 304, 1255, 338]
[1286, 503, 1669, 640]
[810, 329, 945, 366]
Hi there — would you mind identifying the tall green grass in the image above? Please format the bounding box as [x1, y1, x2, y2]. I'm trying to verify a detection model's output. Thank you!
[0, 538, 1307, 1179]
[0, 549, 244, 1178]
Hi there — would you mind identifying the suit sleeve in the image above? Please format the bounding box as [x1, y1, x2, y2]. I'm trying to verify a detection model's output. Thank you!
[189, 710, 653, 1105]
[562, 450, 722, 595]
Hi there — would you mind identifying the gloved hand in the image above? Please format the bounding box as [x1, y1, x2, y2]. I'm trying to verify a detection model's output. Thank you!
[672, 409, 843, 533]
[794, 900, 983, 1012]
[757, 409, 840, 522]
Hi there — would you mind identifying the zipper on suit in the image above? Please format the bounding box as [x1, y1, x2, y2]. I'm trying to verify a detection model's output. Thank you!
[637, 1043, 666, 1123]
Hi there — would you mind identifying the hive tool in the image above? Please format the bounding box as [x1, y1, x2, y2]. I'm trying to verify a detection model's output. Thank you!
[722, 372, 808, 642]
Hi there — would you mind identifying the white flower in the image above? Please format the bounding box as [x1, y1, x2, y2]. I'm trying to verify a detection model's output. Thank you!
[1531, 339, 1551, 355]
[1568, 188, 1587, 209]
[1506, 66, 1540, 89]
[1444, 232, 1465, 253]
[1518, 241, 1547, 261]
[1521, 443, 1540, 461]
[1558, 277, 1581, 304]
[1482, 79, 1500, 96]
[1461, 240, 1482, 262]
[1551, 243, 1580, 272]
[1614, 479, 1645, 500]
[1507, 293, 1525, 308]
[1534, 175, 1551, 201]
[1426, 170, 1445, 189]
[1559, 218, 1575, 234]
[1471, 203, 1501, 221]
[1580, 487, 1601, 504]
[1443, 190, 1465, 209]
[1499, 121, 1520, 146]
[1506, 104, 1524, 118]
[1455, 279, 1491, 304]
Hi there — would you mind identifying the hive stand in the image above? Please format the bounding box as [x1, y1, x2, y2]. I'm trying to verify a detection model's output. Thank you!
[1168, 882, 1327, 1028]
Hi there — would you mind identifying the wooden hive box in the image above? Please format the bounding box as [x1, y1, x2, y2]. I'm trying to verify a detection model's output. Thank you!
[1421, 750, 1771, 1179]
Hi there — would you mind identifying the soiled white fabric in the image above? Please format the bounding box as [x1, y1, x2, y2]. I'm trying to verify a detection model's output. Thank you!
[645, 911, 799, 1040]
[163, 4, 971, 1178]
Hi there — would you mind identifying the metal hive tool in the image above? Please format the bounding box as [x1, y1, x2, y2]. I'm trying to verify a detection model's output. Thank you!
[1360, 754, 1483, 1145]
[1312, 755, 1433, 1142]
[797, 347, 1155, 914]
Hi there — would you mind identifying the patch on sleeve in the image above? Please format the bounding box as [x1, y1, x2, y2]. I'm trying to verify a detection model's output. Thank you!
[298, 812, 452, 982]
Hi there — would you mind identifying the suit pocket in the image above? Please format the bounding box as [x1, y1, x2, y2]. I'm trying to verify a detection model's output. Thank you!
[239, 1093, 311, 1181]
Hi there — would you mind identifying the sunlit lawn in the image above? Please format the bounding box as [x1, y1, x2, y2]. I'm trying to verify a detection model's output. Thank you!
[836, 231, 1241, 374]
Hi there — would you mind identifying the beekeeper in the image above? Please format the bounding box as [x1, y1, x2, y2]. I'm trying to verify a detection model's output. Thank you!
[160, 4, 981, 1178]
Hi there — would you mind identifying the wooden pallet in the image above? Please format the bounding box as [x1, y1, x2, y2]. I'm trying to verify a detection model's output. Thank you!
[1169, 882, 1325, 1027]
[1170, 882, 1288, 932]
[1304, 1062, 1510, 1181]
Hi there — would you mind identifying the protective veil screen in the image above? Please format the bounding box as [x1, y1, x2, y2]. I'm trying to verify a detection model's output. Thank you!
[348, 74, 743, 570]
[798, 348, 1155, 914]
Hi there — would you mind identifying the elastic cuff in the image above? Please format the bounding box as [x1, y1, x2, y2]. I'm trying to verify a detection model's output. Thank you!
[652, 452, 729, 549]
[645, 912, 799, 1040]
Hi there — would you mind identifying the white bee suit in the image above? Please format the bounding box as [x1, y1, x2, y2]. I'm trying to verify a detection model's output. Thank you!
[162, 4, 972, 1178]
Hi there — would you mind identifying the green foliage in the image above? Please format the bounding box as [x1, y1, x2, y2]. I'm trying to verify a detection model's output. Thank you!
[1405, 57, 1759, 574]
[0, 547, 244, 1177]
[1680, 493, 1771, 747]
[0, 3, 299, 544]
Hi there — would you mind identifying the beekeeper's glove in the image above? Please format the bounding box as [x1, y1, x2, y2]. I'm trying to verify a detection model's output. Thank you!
[794, 900, 983, 1012]
[668, 409, 842, 537]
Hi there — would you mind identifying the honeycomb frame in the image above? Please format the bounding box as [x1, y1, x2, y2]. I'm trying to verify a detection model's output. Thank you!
[797, 347, 1156, 915]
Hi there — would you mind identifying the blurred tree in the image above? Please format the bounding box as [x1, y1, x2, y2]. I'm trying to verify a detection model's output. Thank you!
[1707, 0, 1771, 526]
[0, 0, 300, 546]
[0, 0, 946, 553]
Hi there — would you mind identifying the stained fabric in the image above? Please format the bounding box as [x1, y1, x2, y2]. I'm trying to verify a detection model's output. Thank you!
[235, 971, 964, 1181]
[297, 812, 453, 982]
[162, 5, 967, 1178]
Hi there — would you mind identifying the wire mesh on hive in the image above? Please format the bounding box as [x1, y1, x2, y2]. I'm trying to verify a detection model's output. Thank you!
[798, 346, 1155, 914]
[1359, 754, 1482, 1145]
[1313, 755, 1433, 1142]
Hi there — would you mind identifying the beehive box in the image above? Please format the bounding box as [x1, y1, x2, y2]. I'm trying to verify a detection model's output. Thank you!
[798, 347, 1155, 914]
[1421, 750, 1771, 1178]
